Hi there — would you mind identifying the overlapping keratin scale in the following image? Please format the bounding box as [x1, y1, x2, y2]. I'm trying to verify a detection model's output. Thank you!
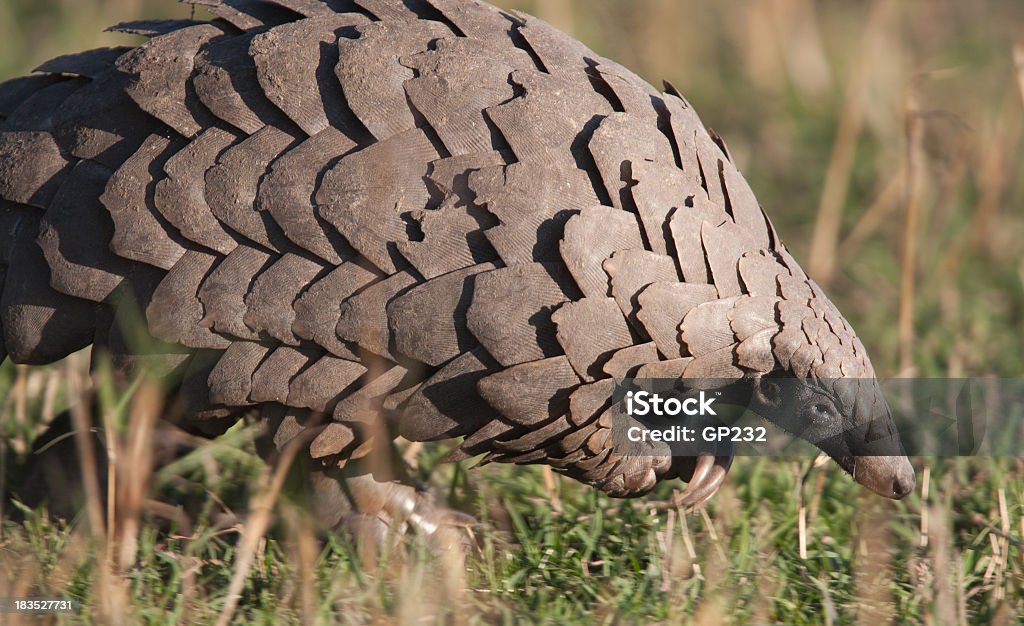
[0, 0, 858, 504]
[250, 14, 370, 137]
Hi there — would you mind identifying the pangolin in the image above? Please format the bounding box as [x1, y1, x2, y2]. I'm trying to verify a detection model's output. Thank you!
[0, 0, 914, 533]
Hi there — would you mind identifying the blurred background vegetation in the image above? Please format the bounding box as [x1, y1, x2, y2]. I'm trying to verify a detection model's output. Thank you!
[1, 1, 1023, 624]
[2, 0, 1023, 379]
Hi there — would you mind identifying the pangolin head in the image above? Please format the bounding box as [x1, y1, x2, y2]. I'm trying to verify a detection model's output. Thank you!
[745, 280, 915, 499]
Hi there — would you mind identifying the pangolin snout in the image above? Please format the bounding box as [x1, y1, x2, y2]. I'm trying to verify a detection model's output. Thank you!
[853, 455, 916, 499]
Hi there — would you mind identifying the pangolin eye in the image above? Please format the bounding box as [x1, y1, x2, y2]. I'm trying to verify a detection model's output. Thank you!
[812, 403, 834, 421]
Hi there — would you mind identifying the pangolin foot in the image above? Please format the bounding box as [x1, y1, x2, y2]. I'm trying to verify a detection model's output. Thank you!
[311, 471, 477, 565]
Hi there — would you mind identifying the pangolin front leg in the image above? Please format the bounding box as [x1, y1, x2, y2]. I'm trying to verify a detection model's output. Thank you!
[307, 463, 477, 561]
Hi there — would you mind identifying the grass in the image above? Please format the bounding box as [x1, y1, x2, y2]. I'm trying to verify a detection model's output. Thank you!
[3, 364, 1024, 624]
[2, 0, 1024, 623]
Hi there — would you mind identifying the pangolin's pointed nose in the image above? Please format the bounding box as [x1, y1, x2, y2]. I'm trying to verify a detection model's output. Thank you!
[891, 461, 916, 499]
[854, 455, 916, 499]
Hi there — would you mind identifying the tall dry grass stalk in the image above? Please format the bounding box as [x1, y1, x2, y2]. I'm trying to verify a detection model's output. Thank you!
[851, 496, 896, 624]
[115, 380, 163, 572]
[919, 465, 930, 548]
[797, 453, 829, 561]
[66, 355, 132, 623]
[807, 0, 894, 286]
[838, 167, 904, 264]
[0, 367, 20, 534]
[215, 432, 304, 626]
[898, 90, 925, 376]
[281, 503, 320, 625]
[1014, 43, 1024, 110]
[66, 355, 105, 546]
[926, 478, 959, 625]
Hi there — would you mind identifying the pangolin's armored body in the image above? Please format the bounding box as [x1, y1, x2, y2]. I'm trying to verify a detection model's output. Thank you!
[0, 0, 913, 510]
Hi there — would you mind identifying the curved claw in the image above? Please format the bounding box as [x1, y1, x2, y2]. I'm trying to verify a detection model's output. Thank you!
[673, 446, 735, 507]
